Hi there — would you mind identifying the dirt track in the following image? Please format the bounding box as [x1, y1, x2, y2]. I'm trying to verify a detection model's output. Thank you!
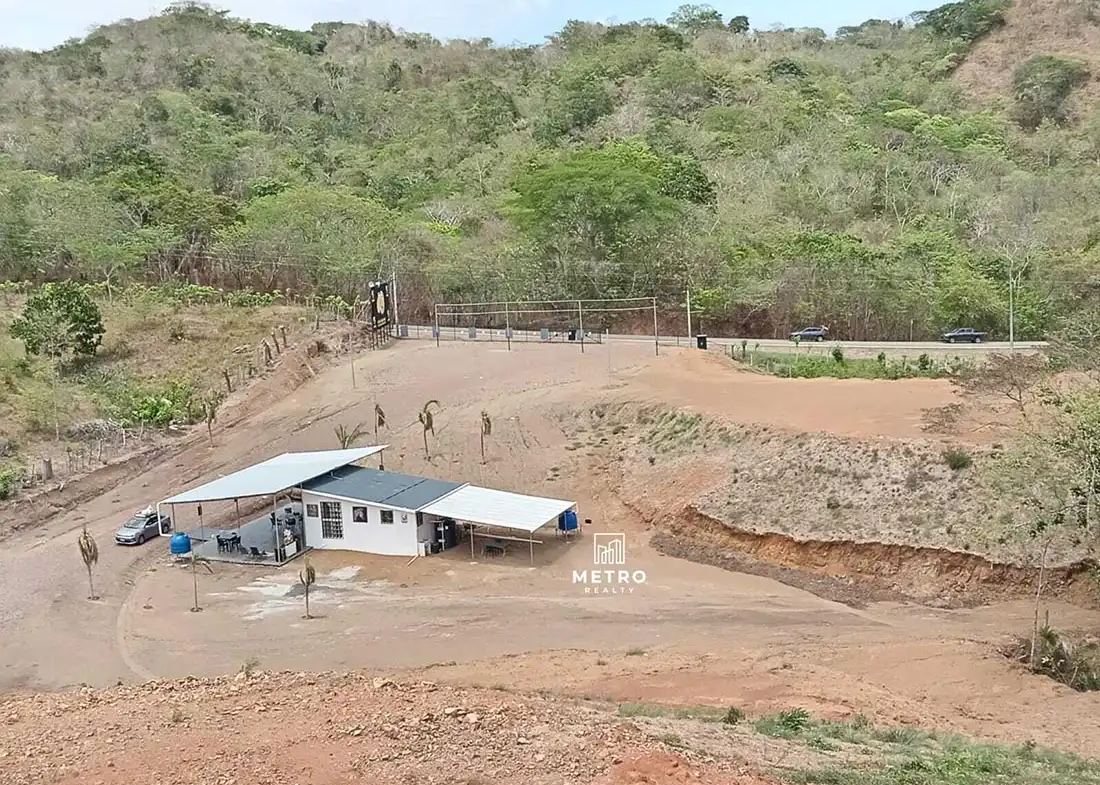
[1, 339, 1098, 770]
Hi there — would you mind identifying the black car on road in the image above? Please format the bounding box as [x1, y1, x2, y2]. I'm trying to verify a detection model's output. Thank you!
[941, 327, 987, 344]
[790, 326, 829, 342]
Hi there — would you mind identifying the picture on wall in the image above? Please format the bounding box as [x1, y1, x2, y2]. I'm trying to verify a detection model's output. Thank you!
[352, 506, 369, 523]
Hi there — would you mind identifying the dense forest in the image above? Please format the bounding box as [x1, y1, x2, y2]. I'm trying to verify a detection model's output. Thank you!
[1, 0, 1098, 338]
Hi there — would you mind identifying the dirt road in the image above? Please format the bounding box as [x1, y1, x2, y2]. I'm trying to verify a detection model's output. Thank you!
[1, 340, 1097, 760]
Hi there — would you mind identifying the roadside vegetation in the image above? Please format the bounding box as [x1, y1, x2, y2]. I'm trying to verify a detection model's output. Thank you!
[734, 345, 970, 379]
[0, 0, 1098, 337]
[0, 282, 314, 500]
[618, 703, 1100, 785]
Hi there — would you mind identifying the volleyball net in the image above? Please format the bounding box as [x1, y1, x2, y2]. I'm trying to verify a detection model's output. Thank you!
[430, 297, 660, 354]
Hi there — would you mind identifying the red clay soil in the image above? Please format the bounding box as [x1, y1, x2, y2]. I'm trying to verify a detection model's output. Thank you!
[0, 673, 762, 785]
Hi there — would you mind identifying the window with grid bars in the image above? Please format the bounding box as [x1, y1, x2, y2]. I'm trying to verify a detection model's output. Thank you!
[320, 501, 343, 539]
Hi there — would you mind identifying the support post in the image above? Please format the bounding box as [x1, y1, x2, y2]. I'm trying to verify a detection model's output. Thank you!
[652, 298, 659, 356]
[505, 301, 511, 351]
[686, 287, 692, 342]
[434, 307, 440, 348]
[273, 496, 280, 564]
[170, 503, 176, 536]
[470, 523, 476, 559]
[234, 498, 241, 535]
[351, 359, 356, 389]
[578, 300, 585, 354]
[529, 535, 534, 566]
[1009, 273, 1017, 353]
[391, 269, 399, 334]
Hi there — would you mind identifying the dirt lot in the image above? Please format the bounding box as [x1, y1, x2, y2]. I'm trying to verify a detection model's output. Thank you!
[0, 338, 1098, 782]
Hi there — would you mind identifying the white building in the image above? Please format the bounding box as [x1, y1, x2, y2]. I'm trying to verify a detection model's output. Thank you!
[158, 448, 577, 563]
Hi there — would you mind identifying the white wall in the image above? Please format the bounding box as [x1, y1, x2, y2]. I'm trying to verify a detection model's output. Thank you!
[301, 491, 418, 556]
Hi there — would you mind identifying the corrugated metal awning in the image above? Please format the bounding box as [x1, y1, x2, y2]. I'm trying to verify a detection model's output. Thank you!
[160, 447, 387, 505]
[420, 485, 575, 534]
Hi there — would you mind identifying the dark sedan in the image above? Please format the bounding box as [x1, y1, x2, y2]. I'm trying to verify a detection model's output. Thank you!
[790, 326, 829, 342]
[941, 328, 987, 344]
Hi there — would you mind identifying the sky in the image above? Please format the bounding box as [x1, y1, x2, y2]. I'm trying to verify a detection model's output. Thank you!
[0, 0, 927, 52]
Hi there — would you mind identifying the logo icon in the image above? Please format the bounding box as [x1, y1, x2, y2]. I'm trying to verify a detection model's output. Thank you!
[593, 532, 627, 566]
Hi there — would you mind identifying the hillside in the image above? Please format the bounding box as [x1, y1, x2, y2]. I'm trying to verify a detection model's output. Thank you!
[1, 1, 1100, 339]
[954, 0, 1100, 107]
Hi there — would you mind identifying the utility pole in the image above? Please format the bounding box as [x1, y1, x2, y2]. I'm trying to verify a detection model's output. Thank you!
[686, 287, 692, 342]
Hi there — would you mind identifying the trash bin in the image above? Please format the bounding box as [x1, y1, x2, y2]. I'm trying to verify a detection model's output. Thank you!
[696, 335, 708, 350]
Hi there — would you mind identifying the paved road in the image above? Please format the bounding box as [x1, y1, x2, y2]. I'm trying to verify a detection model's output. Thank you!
[398, 324, 1045, 356]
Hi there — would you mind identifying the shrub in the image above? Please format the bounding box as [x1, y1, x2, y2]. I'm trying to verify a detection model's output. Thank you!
[918, 353, 932, 371]
[10, 281, 106, 360]
[831, 345, 844, 364]
[943, 448, 973, 470]
[1012, 55, 1090, 129]
[917, 0, 1008, 44]
[723, 707, 744, 725]
[1005, 626, 1100, 692]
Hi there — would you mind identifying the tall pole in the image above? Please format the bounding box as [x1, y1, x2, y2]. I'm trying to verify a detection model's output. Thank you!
[1008, 266, 1016, 353]
[578, 300, 585, 354]
[434, 306, 440, 347]
[686, 287, 692, 342]
[652, 297, 659, 356]
[391, 270, 399, 336]
[505, 301, 511, 351]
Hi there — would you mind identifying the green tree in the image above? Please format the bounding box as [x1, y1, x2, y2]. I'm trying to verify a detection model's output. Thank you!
[506, 146, 684, 261]
[666, 4, 725, 35]
[10, 282, 106, 360]
[727, 15, 749, 33]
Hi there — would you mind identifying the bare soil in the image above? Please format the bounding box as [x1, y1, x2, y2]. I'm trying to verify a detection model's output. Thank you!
[1, 338, 1098, 781]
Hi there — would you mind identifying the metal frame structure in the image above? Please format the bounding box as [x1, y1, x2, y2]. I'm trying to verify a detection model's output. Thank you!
[432, 297, 661, 356]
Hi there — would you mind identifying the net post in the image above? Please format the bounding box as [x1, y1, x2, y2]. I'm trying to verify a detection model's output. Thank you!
[652, 297, 659, 356]
[505, 301, 511, 351]
[434, 305, 440, 348]
[578, 300, 584, 354]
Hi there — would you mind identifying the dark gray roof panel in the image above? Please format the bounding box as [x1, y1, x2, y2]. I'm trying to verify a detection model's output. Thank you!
[301, 466, 462, 510]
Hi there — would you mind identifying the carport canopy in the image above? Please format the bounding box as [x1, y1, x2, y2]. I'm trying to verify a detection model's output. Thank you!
[421, 485, 576, 564]
[159, 447, 388, 505]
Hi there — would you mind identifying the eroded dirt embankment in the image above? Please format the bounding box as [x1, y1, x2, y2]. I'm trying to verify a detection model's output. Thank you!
[645, 504, 1099, 609]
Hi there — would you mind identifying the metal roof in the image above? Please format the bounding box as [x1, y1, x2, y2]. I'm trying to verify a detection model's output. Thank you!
[420, 485, 575, 534]
[301, 466, 464, 511]
[159, 447, 387, 505]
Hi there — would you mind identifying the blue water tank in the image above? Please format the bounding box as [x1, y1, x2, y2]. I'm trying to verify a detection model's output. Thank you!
[169, 532, 192, 555]
[559, 510, 579, 532]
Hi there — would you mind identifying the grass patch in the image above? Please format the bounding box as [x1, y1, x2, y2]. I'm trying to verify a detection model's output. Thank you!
[942, 448, 973, 471]
[741, 352, 969, 380]
[753, 710, 1100, 785]
[638, 407, 738, 453]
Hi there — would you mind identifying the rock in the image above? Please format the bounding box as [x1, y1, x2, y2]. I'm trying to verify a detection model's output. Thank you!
[466, 713, 481, 724]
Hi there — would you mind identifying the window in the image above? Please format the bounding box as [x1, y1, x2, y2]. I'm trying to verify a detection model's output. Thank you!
[305, 504, 319, 518]
[320, 501, 343, 539]
[380, 509, 394, 524]
[352, 506, 369, 523]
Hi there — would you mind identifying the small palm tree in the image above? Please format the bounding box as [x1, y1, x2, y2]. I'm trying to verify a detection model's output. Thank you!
[419, 400, 440, 458]
[335, 422, 367, 448]
[77, 527, 99, 600]
[299, 559, 317, 619]
[374, 403, 386, 442]
[480, 410, 492, 463]
[189, 552, 214, 613]
[202, 391, 223, 446]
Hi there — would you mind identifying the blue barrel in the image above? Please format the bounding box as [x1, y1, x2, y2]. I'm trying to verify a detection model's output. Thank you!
[558, 510, 579, 532]
[169, 532, 192, 555]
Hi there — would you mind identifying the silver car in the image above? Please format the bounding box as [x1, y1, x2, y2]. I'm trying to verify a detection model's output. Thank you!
[115, 511, 171, 546]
